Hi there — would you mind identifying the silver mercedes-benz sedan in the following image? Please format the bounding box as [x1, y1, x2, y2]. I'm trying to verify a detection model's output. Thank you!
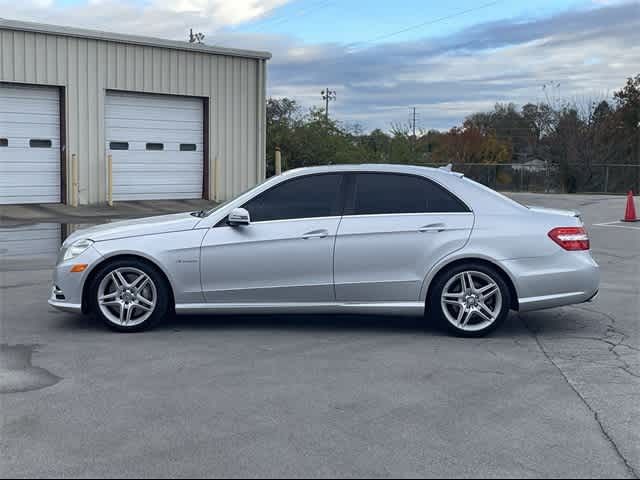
[49, 164, 599, 336]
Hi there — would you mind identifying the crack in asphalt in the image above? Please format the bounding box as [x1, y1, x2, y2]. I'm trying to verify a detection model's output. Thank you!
[568, 306, 640, 380]
[519, 313, 639, 479]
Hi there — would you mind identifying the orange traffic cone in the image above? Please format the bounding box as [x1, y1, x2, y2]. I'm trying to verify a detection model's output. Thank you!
[622, 190, 639, 222]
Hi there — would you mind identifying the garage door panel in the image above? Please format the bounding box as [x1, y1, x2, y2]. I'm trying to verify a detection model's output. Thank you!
[0, 113, 59, 126]
[105, 118, 202, 132]
[107, 128, 202, 144]
[106, 92, 204, 201]
[0, 185, 61, 200]
[106, 94, 202, 108]
[113, 169, 203, 179]
[0, 165, 60, 177]
[105, 108, 202, 123]
[0, 149, 60, 161]
[0, 124, 59, 139]
[0, 85, 60, 205]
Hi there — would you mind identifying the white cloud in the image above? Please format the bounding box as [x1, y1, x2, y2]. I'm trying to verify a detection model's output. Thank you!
[160, 0, 291, 26]
[0, 0, 293, 37]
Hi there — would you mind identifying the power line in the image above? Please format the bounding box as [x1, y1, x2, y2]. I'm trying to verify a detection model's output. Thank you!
[251, 0, 337, 32]
[348, 0, 501, 50]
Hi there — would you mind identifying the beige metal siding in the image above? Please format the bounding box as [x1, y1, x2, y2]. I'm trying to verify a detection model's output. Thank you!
[0, 28, 267, 204]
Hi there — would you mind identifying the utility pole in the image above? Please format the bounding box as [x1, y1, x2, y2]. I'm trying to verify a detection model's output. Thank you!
[321, 88, 336, 121]
[411, 107, 417, 139]
[410, 107, 419, 158]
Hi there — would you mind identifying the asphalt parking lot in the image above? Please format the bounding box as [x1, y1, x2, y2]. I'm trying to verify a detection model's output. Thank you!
[1, 193, 638, 478]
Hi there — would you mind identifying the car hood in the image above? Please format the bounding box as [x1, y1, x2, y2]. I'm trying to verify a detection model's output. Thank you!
[64, 212, 202, 245]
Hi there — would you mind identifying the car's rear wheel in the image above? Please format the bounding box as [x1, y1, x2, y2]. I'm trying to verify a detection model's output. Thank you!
[428, 263, 511, 337]
[89, 259, 169, 332]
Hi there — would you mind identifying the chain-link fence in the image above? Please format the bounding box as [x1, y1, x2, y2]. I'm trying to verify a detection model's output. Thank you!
[416, 162, 640, 194]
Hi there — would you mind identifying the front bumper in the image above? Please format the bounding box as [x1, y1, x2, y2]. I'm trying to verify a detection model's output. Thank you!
[48, 245, 103, 314]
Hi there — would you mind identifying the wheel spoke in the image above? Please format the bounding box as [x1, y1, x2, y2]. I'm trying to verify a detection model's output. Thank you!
[459, 273, 469, 291]
[443, 291, 463, 299]
[111, 271, 128, 288]
[125, 304, 134, 323]
[478, 283, 498, 297]
[101, 299, 122, 309]
[135, 302, 153, 312]
[99, 291, 119, 302]
[459, 308, 472, 326]
[475, 306, 494, 323]
[466, 272, 475, 291]
[119, 302, 126, 323]
[443, 298, 463, 306]
[130, 273, 149, 290]
[479, 302, 496, 320]
[137, 295, 153, 307]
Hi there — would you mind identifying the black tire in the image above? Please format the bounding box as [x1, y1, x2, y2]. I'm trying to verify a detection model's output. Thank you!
[427, 262, 511, 337]
[88, 258, 171, 332]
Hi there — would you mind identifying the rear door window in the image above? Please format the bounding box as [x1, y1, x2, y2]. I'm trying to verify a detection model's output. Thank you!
[346, 173, 469, 215]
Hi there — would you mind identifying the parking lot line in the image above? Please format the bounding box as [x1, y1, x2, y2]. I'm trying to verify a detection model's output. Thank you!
[591, 221, 640, 230]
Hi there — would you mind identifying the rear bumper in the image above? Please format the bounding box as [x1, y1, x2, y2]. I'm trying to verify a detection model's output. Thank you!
[503, 251, 600, 312]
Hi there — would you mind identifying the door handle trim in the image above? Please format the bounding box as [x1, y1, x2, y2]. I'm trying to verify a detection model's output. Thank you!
[302, 229, 329, 239]
[419, 223, 447, 233]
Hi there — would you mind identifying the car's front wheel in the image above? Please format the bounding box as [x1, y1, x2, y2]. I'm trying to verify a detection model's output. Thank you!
[89, 259, 170, 332]
[429, 263, 511, 337]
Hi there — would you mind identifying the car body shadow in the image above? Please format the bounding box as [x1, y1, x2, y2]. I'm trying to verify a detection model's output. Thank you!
[54, 309, 545, 339]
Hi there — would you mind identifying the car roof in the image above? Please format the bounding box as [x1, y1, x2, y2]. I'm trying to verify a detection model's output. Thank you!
[280, 163, 464, 181]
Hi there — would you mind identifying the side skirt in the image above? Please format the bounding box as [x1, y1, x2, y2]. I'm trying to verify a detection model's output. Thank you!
[175, 302, 425, 316]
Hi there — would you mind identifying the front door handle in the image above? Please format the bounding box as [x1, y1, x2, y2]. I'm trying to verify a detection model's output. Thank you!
[302, 229, 329, 239]
[419, 223, 447, 233]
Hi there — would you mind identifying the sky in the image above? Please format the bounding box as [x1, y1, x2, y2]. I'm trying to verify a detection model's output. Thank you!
[1, 0, 639, 131]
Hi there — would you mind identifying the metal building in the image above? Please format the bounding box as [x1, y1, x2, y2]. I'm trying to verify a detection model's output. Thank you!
[0, 18, 270, 205]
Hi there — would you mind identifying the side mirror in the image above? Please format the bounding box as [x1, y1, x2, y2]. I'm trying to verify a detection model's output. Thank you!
[227, 207, 251, 226]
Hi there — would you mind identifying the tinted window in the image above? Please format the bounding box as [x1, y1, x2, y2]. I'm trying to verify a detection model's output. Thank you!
[243, 174, 344, 222]
[347, 173, 468, 215]
[146, 143, 164, 151]
[0, 138, 7, 147]
[180, 143, 197, 152]
[110, 142, 129, 151]
[29, 139, 52, 148]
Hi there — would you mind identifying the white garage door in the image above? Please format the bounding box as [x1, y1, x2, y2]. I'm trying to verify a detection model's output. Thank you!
[105, 92, 204, 201]
[0, 85, 61, 204]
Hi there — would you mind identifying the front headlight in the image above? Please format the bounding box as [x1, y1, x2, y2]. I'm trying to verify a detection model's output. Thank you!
[62, 239, 94, 262]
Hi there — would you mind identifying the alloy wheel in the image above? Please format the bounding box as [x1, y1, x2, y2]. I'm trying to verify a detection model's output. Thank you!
[97, 267, 157, 327]
[440, 270, 502, 333]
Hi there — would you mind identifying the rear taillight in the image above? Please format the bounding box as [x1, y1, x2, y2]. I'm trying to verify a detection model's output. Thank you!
[548, 227, 590, 251]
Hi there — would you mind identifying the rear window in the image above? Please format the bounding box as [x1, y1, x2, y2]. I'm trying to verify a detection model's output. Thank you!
[462, 177, 527, 209]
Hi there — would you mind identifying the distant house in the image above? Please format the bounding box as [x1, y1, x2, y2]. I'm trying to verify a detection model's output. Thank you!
[512, 158, 548, 173]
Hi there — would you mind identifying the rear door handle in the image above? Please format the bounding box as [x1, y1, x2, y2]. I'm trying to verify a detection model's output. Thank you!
[419, 223, 447, 233]
[302, 229, 329, 239]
